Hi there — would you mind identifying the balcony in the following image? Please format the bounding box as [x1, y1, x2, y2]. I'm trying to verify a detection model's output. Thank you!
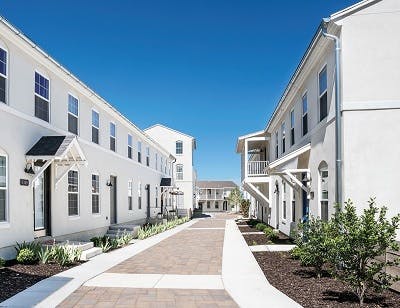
[247, 161, 269, 176]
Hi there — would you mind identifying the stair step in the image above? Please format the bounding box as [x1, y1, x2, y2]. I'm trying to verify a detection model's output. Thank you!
[106, 229, 136, 235]
[109, 224, 140, 231]
[80, 247, 102, 261]
[61, 241, 94, 251]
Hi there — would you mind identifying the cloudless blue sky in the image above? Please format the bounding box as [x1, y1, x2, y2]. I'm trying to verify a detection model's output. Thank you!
[2, 0, 359, 184]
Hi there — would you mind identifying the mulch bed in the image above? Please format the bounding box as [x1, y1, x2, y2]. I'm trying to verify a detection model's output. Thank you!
[0, 260, 77, 302]
[253, 251, 400, 307]
[243, 233, 294, 246]
[238, 226, 258, 233]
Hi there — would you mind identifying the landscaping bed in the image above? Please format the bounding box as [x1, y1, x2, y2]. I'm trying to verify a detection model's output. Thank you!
[0, 260, 76, 302]
[253, 251, 400, 307]
[243, 232, 293, 246]
[238, 226, 257, 233]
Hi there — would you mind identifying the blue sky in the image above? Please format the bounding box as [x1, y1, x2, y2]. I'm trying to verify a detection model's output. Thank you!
[1, 0, 358, 184]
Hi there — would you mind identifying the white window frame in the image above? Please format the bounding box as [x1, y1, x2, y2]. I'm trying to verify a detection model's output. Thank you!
[67, 94, 79, 135]
[128, 179, 133, 211]
[155, 153, 158, 170]
[302, 92, 308, 136]
[91, 173, 100, 215]
[128, 134, 133, 159]
[155, 185, 158, 208]
[68, 169, 79, 217]
[0, 46, 8, 104]
[318, 65, 328, 122]
[176, 140, 183, 155]
[176, 164, 183, 180]
[0, 151, 8, 223]
[34, 70, 51, 122]
[91, 109, 100, 144]
[138, 182, 142, 209]
[282, 181, 287, 221]
[291, 187, 296, 223]
[275, 131, 279, 159]
[319, 164, 329, 221]
[146, 146, 150, 166]
[110, 122, 116, 152]
[281, 122, 286, 154]
[137, 141, 142, 163]
[290, 109, 295, 147]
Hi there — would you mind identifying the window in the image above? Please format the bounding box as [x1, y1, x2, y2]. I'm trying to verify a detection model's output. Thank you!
[275, 131, 279, 159]
[160, 157, 163, 172]
[290, 109, 295, 146]
[207, 201, 210, 209]
[155, 186, 158, 208]
[92, 174, 100, 214]
[282, 182, 286, 220]
[291, 189, 296, 222]
[68, 170, 79, 216]
[215, 201, 219, 209]
[281, 122, 286, 154]
[128, 135, 133, 159]
[319, 163, 329, 221]
[319, 66, 328, 121]
[302, 93, 308, 136]
[146, 147, 150, 166]
[155, 153, 158, 170]
[68, 94, 79, 135]
[164, 159, 167, 173]
[92, 110, 99, 144]
[0, 48, 7, 104]
[176, 164, 183, 180]
[176, 141, 183, 155]
[0, 154, 7, 221]
[128, 180, 133, 211]
[34, 72, 50, 122]
[138, 141, 142, 163]
[110, 122, 116, 152]
[138, 182, 142, 209]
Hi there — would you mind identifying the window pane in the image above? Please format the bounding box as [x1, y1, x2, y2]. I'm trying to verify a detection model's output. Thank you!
[35, 72, 49, 100]
[92, 195, 99, 214]
[110, 123, 116, 137]
[92, 127, 99, 144]
[92, 110, 99, 127]
[35, 96, 49, 122]
[302, 114, 308, 136]
[176, 141, 183, 154]
[319, 92, 328, 121]
[0, 48, 7, 76]
[68, 194, 78, 216]
[302, 94, 307, 114]
[0, 190, 5, 221]
[128, 135, 132, 146]
[68, 171, 78, 192]
[319, 66, 327, 95]
[128, 147, 132, 159]
[321, 201, 328, 221]
[0, 156, 5, 187]
[92, 175, 99, 193]
[110, 137, 116, 152]
[68, 114, 78, 135]
[0, 76, 6, 104]
[68, 95, 78, 116]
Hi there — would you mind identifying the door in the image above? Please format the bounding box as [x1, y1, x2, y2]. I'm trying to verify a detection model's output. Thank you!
[223, 201, 227, 211]
[302, 173, 309, 222]
[110, 176, 117, 224]
[275, 182, 279, 229]
[34, 167, 50, 237]
[146, 184, 151, 220]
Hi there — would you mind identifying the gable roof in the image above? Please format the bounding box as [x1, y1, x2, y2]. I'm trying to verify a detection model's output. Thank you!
[145, 124, 197, 149]
[197, 181, 238, 189]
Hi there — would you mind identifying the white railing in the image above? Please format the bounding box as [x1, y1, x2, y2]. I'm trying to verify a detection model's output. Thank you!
[247, 161, 269, 176]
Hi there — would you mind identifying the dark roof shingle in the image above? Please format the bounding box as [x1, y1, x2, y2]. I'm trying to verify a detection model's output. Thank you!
[196, 181, 237, 189]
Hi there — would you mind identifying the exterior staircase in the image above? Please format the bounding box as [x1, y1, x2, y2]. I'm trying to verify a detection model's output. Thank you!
[41, 240, 102, 261]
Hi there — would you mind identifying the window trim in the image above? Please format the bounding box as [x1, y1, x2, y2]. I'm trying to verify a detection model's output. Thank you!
[176, 164, 183, 180]
[91, 173, 100, 215]
[146, 146, 150, 167]
[128, 134, 133, 159]
[318, 65, 328, 122]
[302, 91, 308, 137]
[138, 182, 142, 209]
[281, 122, 286, 154]
[34, 71, 50, 122]
[282, 181, 287, 221]
[275, 131, 279, 159]
[128, 179, 133, 211]
[137, 141, 142, 163]
[110, 122, 116, 152]
[0, 46, 8, 105]
[91, 109, 100, 144]
[176, 140, 183, 155]
[67, 93, 79, 135]
[68, 169, 80, 217]
[319, 163, 329, 221]
[290, 109, 295, 147]
[0, 151, 8, 223]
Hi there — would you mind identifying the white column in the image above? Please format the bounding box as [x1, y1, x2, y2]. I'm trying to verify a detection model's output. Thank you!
[244, 139, 249, 179]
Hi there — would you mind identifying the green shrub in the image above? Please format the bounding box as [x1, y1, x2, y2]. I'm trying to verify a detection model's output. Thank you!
[16, 248, 37, 264]
[329, 199, 400, 306]
[15, 241, 41, 256]
[240, 199, 250, 217]
[255, 223, 267, 231]
[290, 246, 302, 260]
[0, 257, 5, 267]
[138, 217, 189, 240]
[37, 247, 52, 264]
[51, 245, 81, 266]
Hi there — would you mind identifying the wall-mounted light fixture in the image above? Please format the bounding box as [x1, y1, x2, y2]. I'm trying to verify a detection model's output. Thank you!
[106, 180, 112, 187]
[24, 163, 35, 174]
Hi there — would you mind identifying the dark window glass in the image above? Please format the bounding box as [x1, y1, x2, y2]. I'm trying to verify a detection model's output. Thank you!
[0, 190, 5, 221]
[91, 174, 99, 214]
[92, 127, 99, 144]
[35, 72, 49, 100]
[68, 114, 78, 135]
[110, 137, 116, 152]
[0, 48, 6, 76]
[292, 201, 295, 222]
[291, 128, 295, 146]
[176, 141, 183, 154]
[138, 152, 141, 163]
[68, 171, 79, 216]
[302, 114, 308, 136]
[92, 195, 99, 214]
[68, 194, 78, 216]
[35, 95, 49, 122]
[0, 76, 5, 104]
[319, 92, 328, 121]
[275, 145, 278, 159]
[138, 196, 142, 209]
[146, 156, 150, 166]
[128, 196, 132, 211]
[128, 147, 132, 159]
[282, 139, 285, 154]
[321, 201, 328, 221]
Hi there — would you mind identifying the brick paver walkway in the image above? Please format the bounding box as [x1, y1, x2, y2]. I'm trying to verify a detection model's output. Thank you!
[59, 213, 240, 307]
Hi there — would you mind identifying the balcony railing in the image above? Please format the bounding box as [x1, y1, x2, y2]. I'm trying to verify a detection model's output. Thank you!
[247, 161, 269, 176]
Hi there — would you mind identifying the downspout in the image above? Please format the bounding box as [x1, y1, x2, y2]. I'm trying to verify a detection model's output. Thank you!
[321, 18, 343, 208]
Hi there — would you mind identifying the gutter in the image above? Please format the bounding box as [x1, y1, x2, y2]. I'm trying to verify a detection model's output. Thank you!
[321, 18, 343, 207]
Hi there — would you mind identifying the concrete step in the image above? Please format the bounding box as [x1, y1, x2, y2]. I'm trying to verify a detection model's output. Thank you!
[109, 224, 140, 232]
[80, 247, 102, 261]
[61, 241, 94, 252]
[106, 229, 136, 235]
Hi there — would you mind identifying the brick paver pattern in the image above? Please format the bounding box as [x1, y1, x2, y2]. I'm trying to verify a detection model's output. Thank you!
[59, 213, 240, 307]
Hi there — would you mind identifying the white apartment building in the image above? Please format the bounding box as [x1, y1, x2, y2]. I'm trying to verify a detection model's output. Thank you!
[145, 124, 197, 214]
[0, 17, 177, 259]
[197, 181, 237, 212]
[236, 0, 400, 239]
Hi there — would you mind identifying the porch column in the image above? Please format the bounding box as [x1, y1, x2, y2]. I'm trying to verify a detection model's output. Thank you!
[244, 139, 249, 179]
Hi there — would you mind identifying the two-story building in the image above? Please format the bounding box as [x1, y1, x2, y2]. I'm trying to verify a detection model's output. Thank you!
[145, 124, 197, 216]
[237, 0, 400, 239]
[0, 16, 177, 259]
[196, 181, 237, 212]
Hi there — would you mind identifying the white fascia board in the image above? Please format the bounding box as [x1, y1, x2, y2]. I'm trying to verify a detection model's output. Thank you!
[236, 130, 266, 153]
[268, 143, 311, 170]
[330, 0, 382, 21]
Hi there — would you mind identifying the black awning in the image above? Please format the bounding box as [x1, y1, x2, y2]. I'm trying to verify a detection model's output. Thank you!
[26, 136, 67, 156]
[160, 178, 172, 187]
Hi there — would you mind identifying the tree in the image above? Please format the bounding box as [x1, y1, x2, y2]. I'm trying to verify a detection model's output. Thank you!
[330, 199, 400, 306]
[241, 199, 250, 217]
[227, 187, 243, 213]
